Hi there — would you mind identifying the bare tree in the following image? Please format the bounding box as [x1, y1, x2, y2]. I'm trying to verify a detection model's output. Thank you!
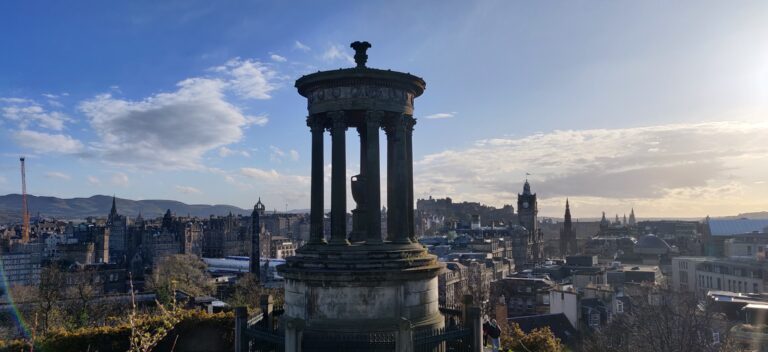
[580, 290, 740, 352]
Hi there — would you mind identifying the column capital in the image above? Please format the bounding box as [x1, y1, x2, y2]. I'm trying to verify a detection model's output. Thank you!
[365, 110, 385, 125]
[328, 111, 347, 134]
[404, 115, 417, 131]
[306, 115, 325, 132]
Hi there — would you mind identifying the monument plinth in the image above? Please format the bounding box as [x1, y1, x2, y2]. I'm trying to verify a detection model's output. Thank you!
[278, 42, 443, 348]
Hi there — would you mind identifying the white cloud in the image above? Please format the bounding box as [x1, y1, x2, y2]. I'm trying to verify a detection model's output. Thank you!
[294, 40, 311, 52]
[175, 185, 202, 194]
[270, 54, 287, 62]
[414, 121, 768, 217]
[241, 167, 281, 181]
[246, 115, 269, 126]
[45, 171, 71, 180]
[217, 58, 278, 100]
[13, 130, 83, 154]
[423, 112, 456, 120]
[289, 149, 299, 161]
[218, 146, 250, 158]
[2, 102, 71, 130]
[110, 172, 129, 187]
[80, 74, 264, 169]
[218, 146, 236, 157]
[322, 44, 354, 64]
[87, 175, 101, 185]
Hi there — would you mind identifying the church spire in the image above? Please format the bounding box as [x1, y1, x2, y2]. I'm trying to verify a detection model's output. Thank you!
[108, 195, 118, 223]
[629, 208, 636, 226]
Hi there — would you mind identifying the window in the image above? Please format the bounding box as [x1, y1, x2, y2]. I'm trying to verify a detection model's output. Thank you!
[589, 313, 600, 328]
[754, 283, 759, 293]
[616, 301, 624, 313]
[717, 278, 721, 290]
[748, 246, 752, 256]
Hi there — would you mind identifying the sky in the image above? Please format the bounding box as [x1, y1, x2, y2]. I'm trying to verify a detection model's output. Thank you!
[0, 0, 767, 218]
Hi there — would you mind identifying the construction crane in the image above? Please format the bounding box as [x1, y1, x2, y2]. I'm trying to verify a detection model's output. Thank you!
[20, 157, 29, 243]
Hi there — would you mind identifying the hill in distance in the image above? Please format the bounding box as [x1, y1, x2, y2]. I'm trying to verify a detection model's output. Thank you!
[0, 194, 253, 222]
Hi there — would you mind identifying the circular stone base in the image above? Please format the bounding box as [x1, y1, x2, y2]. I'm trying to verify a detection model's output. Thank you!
[278, 242, 445, 333]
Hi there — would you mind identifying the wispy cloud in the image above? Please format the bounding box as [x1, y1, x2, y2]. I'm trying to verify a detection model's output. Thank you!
[423, 112, 456, 120]
[13, 130, 83, 154]
[44, 171, 70, 180]
[175, 185, 202, 194]
[415, 121, 768, 216]
[322, 44, 354, 64]
[87, 175, 101, 185]
[110, 172, 129, 187]
[294, 40, 311, 52]
[270, 54, 287, 62]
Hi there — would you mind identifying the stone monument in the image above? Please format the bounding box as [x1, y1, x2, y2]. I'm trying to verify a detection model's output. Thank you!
[278, 41, 443, 350]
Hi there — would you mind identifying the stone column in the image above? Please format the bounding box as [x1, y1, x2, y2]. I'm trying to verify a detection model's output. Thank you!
[391, 117, 410, 244]
[308, 115, 326, 245]
[385, 122, 396, 242]
[349, 124, 367, 242]
[365, 111, 383, 244]
[405, 115, 416, 242]
[328, 111, 349, 246]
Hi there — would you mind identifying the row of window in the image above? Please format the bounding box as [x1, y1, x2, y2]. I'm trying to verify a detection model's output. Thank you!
[697, 274, 759, 293]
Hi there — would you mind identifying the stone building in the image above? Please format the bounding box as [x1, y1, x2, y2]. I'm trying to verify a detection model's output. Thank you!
[438, 262, 468, 309]
[492, 276, 555, 318]
[671, 256, 768, 296]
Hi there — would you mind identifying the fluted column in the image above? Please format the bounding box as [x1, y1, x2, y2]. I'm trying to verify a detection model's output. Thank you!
[307, 115, 326, 245]
[390, 116, 410, 244]
[328, 111, 349, 246]
[386, 122, 396, 242]
[405, 115, 416, 242]
[365, 111, 384, 244]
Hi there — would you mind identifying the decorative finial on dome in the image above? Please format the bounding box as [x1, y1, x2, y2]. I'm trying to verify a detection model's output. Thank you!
[350, 41, 371, 68]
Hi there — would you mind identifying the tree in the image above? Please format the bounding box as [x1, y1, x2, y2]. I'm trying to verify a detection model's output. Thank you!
[228, 273, 285, 313]
[62, 267, 100, 329]
[580, 290, 737, 352]
[145, 254, 214, 302]
[36, 264, 66, 335]
[500, 320, 564, 352]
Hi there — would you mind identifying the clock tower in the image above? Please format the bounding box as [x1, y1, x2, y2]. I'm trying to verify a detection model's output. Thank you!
[517, 179, 538, 234]
[516, 179, 544, 264]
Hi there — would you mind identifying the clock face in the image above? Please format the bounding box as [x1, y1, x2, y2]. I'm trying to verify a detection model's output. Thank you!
[523, 201, 529, 209]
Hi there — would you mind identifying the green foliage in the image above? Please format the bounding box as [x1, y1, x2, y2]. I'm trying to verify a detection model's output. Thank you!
[145, 255, 214, 302]
[500, 321, 564, 352]
[227, 274, 284, 314]
[0, 310, 234, 352]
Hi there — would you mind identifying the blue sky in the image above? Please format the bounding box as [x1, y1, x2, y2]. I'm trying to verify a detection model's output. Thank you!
[1, 0, 767, 217]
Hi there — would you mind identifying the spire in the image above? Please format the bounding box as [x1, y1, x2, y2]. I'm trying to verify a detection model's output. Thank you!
[629, 208, 636, 226]
[623, 214, 627, 225]
[110, 195, 117, 215]
[162, 209, 173, 230]
[523, 179, 531, 195]
[601, 212, 607, 222]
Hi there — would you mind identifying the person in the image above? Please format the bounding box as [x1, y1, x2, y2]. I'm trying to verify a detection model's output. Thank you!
[488, 318, 502, 352]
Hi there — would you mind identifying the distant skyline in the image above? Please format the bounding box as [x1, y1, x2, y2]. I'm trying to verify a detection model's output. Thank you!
[1, 1, 767, 218]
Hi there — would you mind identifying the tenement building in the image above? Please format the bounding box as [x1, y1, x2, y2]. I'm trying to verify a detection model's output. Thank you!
[277, 42, 444, 351]
[671, 256, 768, 296]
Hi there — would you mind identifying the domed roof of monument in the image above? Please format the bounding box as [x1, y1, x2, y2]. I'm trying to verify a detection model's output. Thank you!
[295, 41, 426, 97]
